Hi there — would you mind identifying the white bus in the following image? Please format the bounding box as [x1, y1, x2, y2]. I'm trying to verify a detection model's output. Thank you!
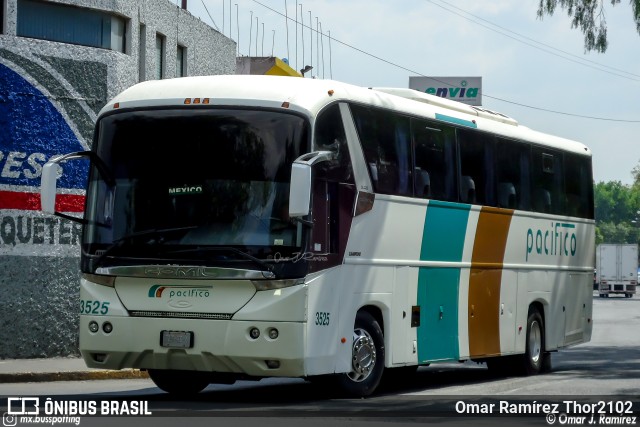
[41, 75, 595, 397]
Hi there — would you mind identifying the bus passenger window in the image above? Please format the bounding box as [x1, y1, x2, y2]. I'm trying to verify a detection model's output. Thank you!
[496, 138, 531, 210]
[498, 182, 516, 209]
[350, 104, 411, 196]
[415, 168, 431, 198]
[411, 120, 456, 201]
[460, 176, 476, 204]
[534, 188, 551, 213]
[315, 104, 353, 184]
[532, 148, 564, 215]
[457, 129, 495, 206]
[564, 153, 594, 219]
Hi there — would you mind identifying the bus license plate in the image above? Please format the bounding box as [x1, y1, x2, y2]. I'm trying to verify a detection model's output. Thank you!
[160, 331, 194, 349]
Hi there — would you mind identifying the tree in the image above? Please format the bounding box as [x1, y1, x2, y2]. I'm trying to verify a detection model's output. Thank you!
[632, 161, 640, 187]
[594, 181, 639, 223]
[593, 180, 640, 244]
[537, 0, 640, 52]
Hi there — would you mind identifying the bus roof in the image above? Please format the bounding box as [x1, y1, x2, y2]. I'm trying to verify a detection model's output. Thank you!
[101, 75, 591, 156]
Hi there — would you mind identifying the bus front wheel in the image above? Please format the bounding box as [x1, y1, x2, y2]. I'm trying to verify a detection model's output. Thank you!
[335, 311, 385, 397]
[148, 369, 210, 395]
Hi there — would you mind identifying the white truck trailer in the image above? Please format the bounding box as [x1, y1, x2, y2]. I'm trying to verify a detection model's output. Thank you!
[596, 244, 638, 298]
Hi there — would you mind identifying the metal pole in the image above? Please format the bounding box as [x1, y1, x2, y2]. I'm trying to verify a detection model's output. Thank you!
[248, 11, 253, 56]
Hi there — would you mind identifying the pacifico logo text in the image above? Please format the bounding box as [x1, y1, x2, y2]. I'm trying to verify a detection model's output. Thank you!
[526, 222, 577, 262]
[148, 285, 211, 299]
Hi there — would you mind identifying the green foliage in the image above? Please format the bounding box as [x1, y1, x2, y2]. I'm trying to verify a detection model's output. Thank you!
[596, 221, 639, 244]
[594, 179, 640, 244]
[537, 0, 640, 53]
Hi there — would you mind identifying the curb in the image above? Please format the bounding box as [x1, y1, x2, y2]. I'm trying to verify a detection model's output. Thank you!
[0, 370, 149, 384]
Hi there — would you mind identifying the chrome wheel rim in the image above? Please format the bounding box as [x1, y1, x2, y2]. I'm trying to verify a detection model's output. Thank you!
[348, 328, 377, 382]
[528, 320, 542, 364]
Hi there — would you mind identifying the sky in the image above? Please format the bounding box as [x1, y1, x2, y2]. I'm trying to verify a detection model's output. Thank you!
[181, 0, 640, 185]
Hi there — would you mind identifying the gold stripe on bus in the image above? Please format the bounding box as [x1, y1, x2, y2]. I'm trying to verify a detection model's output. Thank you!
[468, 206, 514, 358]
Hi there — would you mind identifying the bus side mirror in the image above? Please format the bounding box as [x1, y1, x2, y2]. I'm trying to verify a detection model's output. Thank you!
[289, 163, 312, 217]
[288, 151, 336, 219]
[40, 151, 96, 223]
[41, 160, 60, 214]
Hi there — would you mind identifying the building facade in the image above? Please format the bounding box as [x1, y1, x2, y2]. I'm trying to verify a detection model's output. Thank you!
[0, 0, 236, 358]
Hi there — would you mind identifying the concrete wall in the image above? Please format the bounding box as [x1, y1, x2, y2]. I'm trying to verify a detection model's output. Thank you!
[0, 0, 235, 358]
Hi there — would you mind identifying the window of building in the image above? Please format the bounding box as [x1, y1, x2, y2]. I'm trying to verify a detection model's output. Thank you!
[16, 0, 126, 52]
[176, 45, 186, 77]
[155, 33, 165, 79]
[138, 24, 146, 81]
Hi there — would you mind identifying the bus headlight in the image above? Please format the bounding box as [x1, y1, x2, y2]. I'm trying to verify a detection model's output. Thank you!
[268, 328, 279, 340]
[251, 278, 304, 291]
[102, 322, 113, 334]
[88, 321, 99, 333]
[82, 273, 115, 287]
[249, 327, 260, 340]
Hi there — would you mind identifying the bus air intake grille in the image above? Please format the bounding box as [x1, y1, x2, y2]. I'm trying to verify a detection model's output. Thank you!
[129, 311, 232, 320]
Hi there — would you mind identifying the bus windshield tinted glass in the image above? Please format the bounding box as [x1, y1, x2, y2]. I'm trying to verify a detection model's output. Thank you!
[84, 108, 309, 267]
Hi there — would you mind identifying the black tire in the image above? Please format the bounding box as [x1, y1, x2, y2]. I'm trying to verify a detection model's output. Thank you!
[487, 308, 551, 377]
[540, 351, 552, 373]
[519, 307, 545, 376]
[486, 356, 516, 376]
[381, 365, 419, 389]
[148, 369, 210, 395]
[334, 311, 385, 397]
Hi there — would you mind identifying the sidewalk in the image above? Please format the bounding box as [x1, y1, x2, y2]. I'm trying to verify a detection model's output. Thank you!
[0, 358, 148, 383]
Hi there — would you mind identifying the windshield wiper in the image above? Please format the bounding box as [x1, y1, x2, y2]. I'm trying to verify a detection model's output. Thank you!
[165, 246, 275, 277]
[93, 226, 198, 268]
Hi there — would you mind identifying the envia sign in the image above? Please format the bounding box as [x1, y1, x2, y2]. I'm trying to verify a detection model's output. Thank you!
[409, 76, 482, 106]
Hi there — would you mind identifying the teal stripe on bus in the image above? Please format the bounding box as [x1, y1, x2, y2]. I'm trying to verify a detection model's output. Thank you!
[435, 113, 478, 129]
[417, 200, 470, 363]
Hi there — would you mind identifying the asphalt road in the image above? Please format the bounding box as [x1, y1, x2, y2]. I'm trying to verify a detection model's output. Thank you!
[1, 293, 639, 426]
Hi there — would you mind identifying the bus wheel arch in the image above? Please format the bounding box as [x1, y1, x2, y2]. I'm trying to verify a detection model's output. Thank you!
[335, 307, 386, 397]
[522, 303, 550, 375]
[148, 369, 210, 395]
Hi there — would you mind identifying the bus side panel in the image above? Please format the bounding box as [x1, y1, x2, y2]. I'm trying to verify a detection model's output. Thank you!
[417, 267, 460, 362]
[498, 269, 518, 354]
[391, 266, 419, 365]
[343, 196, 426, 368]
[564, 272, 592, 346]
[417, 200, 470, 363]
[304, 267, 347, 376]
[505, 213, 595, 353]
[468, 207, 513, 358]
[305, 265, 394, 376]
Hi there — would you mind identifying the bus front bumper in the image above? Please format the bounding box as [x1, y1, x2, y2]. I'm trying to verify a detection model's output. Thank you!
[79, 315, 307, 377]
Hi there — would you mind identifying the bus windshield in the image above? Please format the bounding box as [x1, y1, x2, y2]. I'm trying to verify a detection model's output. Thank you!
[82, 108, 309, 274]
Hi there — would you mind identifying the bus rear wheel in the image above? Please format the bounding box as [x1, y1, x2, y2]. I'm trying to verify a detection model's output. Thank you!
[148, 369, 210, 395]
[335, 311, 385, 397]
[521, 307, 545, 375]
[487, 307, 550, 376]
